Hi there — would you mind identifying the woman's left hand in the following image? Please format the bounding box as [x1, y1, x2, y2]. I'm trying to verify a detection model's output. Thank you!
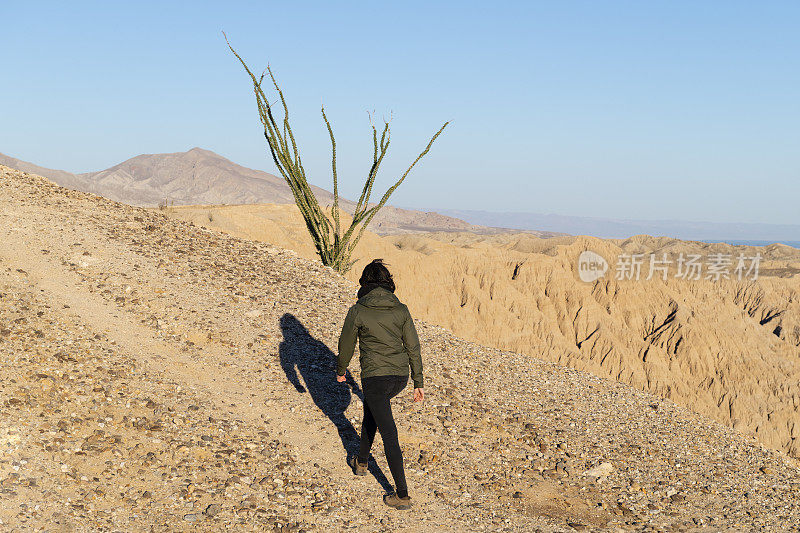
[336, 374, 346, 383]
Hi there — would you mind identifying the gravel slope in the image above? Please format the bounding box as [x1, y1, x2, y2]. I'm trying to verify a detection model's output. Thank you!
[2, 165, 800, 532]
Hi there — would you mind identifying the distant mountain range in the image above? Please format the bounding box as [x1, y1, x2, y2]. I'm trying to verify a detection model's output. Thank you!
[0, 147, 337, 206]
[7, 148, 793, 243]
[436, 208, 800, 245]
[0, 148, 559, 236]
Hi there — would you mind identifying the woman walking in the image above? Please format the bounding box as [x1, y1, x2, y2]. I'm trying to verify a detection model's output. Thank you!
[336, 259, 424, 510]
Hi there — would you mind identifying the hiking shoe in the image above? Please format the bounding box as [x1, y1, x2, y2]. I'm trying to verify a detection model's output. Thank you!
[348, 456, 368, 476]
[383, 492, 412, 510]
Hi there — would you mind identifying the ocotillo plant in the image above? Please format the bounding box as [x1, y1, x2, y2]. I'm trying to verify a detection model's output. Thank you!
[225, 35, 449, 274]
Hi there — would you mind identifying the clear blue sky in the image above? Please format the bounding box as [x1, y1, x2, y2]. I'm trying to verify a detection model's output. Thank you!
[2, 1, 798, 224]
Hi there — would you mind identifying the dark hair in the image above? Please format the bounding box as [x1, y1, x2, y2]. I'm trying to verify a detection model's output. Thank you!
[359, 258, 395, 290]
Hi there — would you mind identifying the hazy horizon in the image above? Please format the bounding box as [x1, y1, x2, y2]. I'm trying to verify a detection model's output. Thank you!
[3, 143, 798, 242]
[431, 206, 800, 243]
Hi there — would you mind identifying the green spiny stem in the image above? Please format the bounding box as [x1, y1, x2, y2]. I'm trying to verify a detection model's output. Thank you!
[226, 33, 448, 273]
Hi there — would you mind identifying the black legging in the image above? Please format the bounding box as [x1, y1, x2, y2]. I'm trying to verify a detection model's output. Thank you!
[358, 374, 409, 496]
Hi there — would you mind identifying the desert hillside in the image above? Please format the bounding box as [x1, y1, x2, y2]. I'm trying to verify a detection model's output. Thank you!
[162, 202, 800, 462]
[3, 164, 800, 531]
[0, 149, 561, 237]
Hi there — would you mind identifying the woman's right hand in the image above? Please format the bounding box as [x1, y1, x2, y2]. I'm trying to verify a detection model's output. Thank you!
[413, 388, 424, 402]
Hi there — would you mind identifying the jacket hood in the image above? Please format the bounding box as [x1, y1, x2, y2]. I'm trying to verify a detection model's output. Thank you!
[357, 286, 402, 310]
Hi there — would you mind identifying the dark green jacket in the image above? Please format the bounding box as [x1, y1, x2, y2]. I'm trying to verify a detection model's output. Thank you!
[337, 287, 424, 388]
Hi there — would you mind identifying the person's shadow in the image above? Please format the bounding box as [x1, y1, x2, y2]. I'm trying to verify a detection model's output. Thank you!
[278, 313, 392, 492]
